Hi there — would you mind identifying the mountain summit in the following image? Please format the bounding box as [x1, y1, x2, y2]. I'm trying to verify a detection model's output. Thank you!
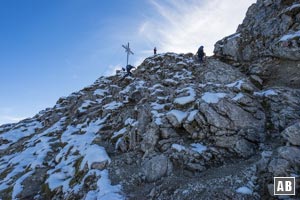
[1, 0, 300, 199]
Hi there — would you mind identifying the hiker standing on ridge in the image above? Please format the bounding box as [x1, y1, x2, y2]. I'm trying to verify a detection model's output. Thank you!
[197, 45, 205, 63]
[154, 47, 157, 55]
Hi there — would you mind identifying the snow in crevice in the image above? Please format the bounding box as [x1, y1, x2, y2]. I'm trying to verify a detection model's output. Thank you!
[78, 100, 96, 113]
[112, 127, 127, 139]
[124, 118, 138, 126]
[190, 143, 207, 154]
[254, 89, 277, 97]
[227, 33, 241, 40]
[226, 80, 244, 90]
[151, 102, 167, 110]
[94, 89, 108, 96]
[103, 101, 123, 110]
[232, 93, 244, 101]
[279, 30, 300, 41]
[151, 110, 164, 126]
[171, 144, 186, 152]
[281, 4, 300, 15]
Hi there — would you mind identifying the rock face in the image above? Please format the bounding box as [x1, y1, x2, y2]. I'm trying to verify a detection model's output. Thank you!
[0, 1, 300, 200]
[215, 0, 300, 61]
[281, 122, 300, 145]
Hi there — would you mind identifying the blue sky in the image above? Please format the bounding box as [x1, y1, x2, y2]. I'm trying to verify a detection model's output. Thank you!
[0, 0, 255, 125]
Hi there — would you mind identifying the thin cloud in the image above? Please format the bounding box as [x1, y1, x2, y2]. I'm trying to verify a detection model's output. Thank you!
[104, 64, 123, 76]
[0, 115, 25, 125]
[140, 0, 256, 55]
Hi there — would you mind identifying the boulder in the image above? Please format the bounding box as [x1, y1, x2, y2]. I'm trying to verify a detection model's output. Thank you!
[268, 158, 290, 176]
[281, 122, 300, 146]
[141, 155, 173, 182]
[277, 146, 300, 165]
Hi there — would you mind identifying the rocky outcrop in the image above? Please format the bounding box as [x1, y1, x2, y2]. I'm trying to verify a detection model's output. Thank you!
[214, 0, 300, 61]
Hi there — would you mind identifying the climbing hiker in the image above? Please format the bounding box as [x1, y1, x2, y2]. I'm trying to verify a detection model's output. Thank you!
[197, 45, 205, 63]
[119, 64, 136, 81]
[154, 47, 157, 55]
[126, 64, 135, 76]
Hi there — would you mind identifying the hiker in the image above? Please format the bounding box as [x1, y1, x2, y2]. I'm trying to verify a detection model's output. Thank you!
[197, 46, 205, 63]
[120, 64, 136, 81]
[126, 64, 135, 76]
[154, 47, 157, 55]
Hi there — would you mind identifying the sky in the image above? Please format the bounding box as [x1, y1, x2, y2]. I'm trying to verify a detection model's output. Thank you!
[0, 0, 256, 125]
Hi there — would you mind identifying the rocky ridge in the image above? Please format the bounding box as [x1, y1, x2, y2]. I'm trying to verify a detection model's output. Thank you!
[1, 0, 300, 199]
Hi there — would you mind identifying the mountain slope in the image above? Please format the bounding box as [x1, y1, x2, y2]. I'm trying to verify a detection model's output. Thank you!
[1, 0, 300, 199]
[1, 52, 299, 199]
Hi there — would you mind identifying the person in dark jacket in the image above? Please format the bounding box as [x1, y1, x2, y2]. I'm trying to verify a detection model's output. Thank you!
[120, 65, 136, 81]
[197, 46, 205, 63]
[154, 47, 157, 55]
[126, 64, 135, 76]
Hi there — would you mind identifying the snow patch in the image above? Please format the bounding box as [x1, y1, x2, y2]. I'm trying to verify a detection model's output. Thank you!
[201, 92, 227, 103]
[190, 143, 207, 154]
[280, 30, 300, 41]
[174, 87, 196, 105]
[227, 33, 241, 40]
[226, 80, 244, 89]
[78, 100, 95, 113]
[94, 89, 108, 96]
[236, 186, 253, 195]
[103, 101, 123, 110]
[172, 144, 186, 152]
[254, 89, 277, 97]
[151, 102, 166, 110]
[232, 93, 244, 101]
[80, 145, 111, 170]
[112, 128, 127, 139]
[124, 118, 137, 126]
[187, 110, 198, 122]
[167, 110, 188, 123]
[85, 170, 123, 200]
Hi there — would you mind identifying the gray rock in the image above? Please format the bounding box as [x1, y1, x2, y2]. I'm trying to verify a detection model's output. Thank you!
[277, 146, 300, 165]
[140, 124, 159, 153]
[264, 88, 300, 131]
[281, 122, 300, 146]
[234, 138, 256, 158]
[268, 158, 290, 176]
[160, 128, 178, 139]
[215, 135, 238, 149]
[141, 155, 173, 182]
[214, 0, 300, 61]
[250, 75, 263, 88]
[91, 160, 108, 170]
[166, 112, 185, 128]
[238, 128, 265, 143]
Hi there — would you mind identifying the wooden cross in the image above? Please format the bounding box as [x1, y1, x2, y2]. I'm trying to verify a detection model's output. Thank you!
[122, 42, 134, 66]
